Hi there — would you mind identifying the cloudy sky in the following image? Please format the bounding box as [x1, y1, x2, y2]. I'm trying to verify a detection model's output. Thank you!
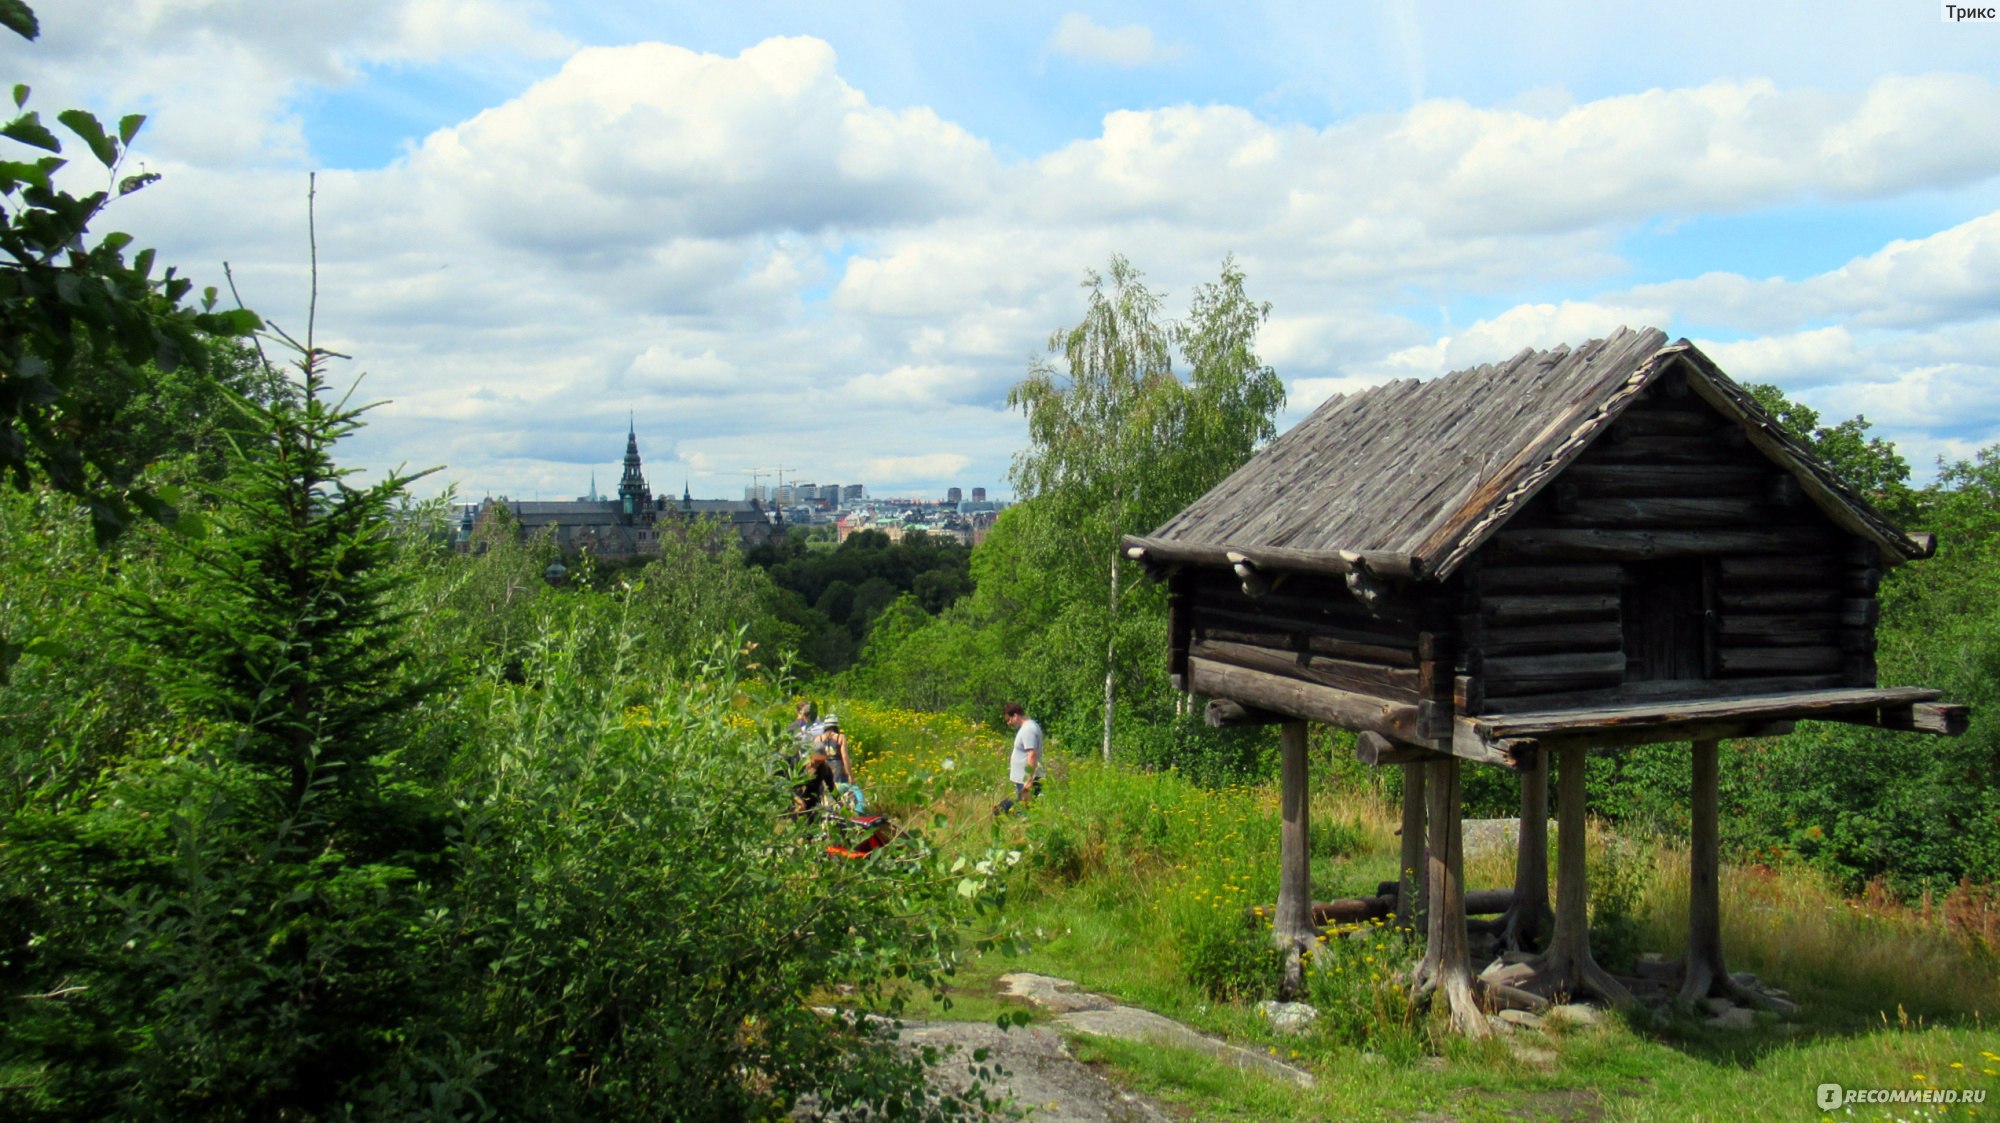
[8, 2, 1998, 501]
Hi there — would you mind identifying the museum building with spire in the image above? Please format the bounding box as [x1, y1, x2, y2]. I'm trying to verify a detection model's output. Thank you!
[461, 423, 778, 558]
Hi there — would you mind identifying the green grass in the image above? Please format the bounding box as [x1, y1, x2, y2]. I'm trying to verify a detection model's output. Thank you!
[829, 699, 2000, 1120]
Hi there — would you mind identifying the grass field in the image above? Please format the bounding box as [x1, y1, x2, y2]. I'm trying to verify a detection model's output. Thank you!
[831, 700, 2000, 1121]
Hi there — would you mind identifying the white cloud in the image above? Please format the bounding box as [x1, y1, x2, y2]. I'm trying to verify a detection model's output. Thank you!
[1048, 13, 1179, 67]
[404, 37, 996, 254]
[22, 12, 2000, 499]
[863, 453, 974, 485]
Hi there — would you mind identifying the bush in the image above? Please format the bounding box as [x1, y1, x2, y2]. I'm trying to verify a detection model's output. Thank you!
[1300, 922, 1427, 1059]
[434, 629, 995, 1120]
[1589, 835, 1654, 975]
[1181, 910, 1280, 1002]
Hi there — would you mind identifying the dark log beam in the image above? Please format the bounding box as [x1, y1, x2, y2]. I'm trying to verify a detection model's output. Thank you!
[1190, 638, 1420, 701]
[1188, 657, 1424, 743]
[1562, 463, 1769, 498]
[1557, 496, 1768, 527]
[1467, 563, 1624, 594]
[1190, 606, 1418, 666]
[1857, 701, 1971, 736]
[1123, 536, 1419, 581]
[1356, 730, 1447, 766]
[1204, 698, 1289, 728]
[1448, 717, 1536, 772]
[1474, 674, 1847, 716]
[1492, 526, 1836, 563]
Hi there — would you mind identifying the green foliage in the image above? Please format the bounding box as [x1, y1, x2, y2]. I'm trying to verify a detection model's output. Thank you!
[1300, 923, 1427, 1058]
[863, 254, 1285, 774]
[3, 346, 452, 1120]
[1122, 710, 1276, 790]
[436, 629, 998, 1121]
[129, 349, 441, 814]
[0, 15, 259, 542]
[1745, 382, 1916, 520]
[1, 336, 997, 1117]
[1587, 836, 1653, 974]
[1182, 914, 1281, 1003]
[746, 525, 974, 673]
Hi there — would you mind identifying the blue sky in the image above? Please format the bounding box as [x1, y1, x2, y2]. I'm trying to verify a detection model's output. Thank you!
[4, 1, 1997, 500]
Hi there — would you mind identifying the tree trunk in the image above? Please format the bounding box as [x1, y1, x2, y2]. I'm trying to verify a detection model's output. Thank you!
[1275, 720, 1313, 999]
[1414, 756, 1488, 1036]
[1396, 761, 1427, 935]
[1525, 742, 1633, 1008]
[1500, 749, 1553, 951]
[1103, 534, 1118, 763]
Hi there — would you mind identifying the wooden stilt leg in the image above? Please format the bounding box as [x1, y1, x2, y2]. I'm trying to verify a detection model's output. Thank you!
[1500, 748, 1553, 951]
[1524, 743, 1633, 1008]
[1416, 756, 1488, 1036]
[1678, 737, 1767, 1011]
[1396, 761, 1427, 936]
[1274, 720, 1313, 1000]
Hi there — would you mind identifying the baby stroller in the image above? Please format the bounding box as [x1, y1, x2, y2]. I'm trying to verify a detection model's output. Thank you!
[823, 812, 898, 860]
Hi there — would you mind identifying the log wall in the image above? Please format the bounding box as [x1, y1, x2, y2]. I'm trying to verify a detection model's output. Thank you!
[1458, 370, 1881, 715]
[1176, 569, 1431, 713]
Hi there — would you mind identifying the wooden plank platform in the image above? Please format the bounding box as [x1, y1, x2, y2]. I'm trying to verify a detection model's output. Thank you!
[1468, 687, 1945, 740]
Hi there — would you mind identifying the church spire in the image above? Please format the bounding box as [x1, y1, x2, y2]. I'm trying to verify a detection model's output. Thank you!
[618, 415, 651, 515]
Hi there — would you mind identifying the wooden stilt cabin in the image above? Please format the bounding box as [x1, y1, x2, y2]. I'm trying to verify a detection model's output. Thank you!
[1124, 326, 1967, 1031]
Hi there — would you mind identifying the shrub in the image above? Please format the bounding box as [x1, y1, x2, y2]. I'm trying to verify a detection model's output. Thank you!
[1301, 922, 1427, 1059]
[1181, 910, 1280, 1002]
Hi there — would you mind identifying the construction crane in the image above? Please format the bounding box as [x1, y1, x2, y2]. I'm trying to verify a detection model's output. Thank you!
[740, 467, 775, 499]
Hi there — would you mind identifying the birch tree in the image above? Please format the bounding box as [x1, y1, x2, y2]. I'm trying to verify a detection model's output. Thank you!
[1008, 255, 1283, 760]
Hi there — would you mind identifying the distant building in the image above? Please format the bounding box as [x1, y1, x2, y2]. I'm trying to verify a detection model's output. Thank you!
[464, 423, 777, 557]
[842, 484, 865, 502]
[947, 486, 963, 504]
[971, 487, 986, 502]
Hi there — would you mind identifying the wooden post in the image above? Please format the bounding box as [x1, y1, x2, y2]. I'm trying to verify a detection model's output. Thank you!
[1678, 737, 1768, 1011]
[1524, 743, 1633, 1008]
[1396, 761, 1427, 936]
[1416, 756, 1488, 1036]
[1500, 748, 1553, 951]
[1275, 720, 1313, 1000]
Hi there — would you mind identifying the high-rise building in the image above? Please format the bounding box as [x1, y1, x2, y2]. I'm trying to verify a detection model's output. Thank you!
[819, 483, 841, 502]
[744, 484, 769, 503]
[946, 486, 963, 504]
[971, 487, 986, 502]
[842, 484, 865, 502]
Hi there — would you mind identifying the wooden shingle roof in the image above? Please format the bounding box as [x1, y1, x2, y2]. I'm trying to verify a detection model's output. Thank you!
[1128, 326, 1931, 582]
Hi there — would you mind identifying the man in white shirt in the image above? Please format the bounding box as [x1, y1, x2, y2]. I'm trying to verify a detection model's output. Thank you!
[1003, 702, 1044, 808]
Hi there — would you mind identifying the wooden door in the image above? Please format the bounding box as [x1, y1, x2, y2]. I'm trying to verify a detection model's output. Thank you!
[1621, 559, 1712, 681]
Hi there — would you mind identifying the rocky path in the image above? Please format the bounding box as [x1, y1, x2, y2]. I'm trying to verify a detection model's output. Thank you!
[895, 972, 1313, 1121]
